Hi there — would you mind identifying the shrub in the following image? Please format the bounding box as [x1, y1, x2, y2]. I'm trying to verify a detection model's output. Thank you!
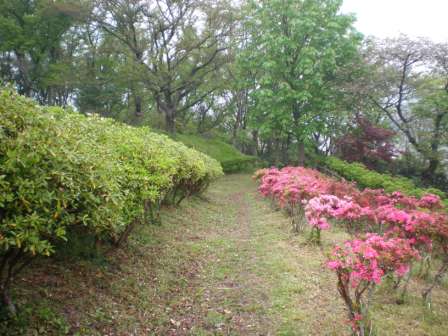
[325, 157, 446, 200]
[255, 165, 448, 330]
[0, 90, 222, 314]
[328, 234, 419, 335]
[174, 134, 257, 173]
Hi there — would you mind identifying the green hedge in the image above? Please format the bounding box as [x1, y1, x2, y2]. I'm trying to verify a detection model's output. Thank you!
[220, 157, 258, 173]
[325, 157, 446, 200]
[174, 134, 257, 173]
[0, 90, 222, 314]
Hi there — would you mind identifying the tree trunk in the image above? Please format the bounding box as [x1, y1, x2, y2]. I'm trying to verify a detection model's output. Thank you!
[422, 158, 439, 184]
[129, 84, 144, 124]
[232, 90, 246, 143]
[132, 46, 144, 120]
[292, 101, 305, 166]
[135, 95, 143, 118]
[15, 51, 32, 97]
[282, 134, 291, 164]
[251, 130, 259, 156]
[197, 105, 207, 134]
[274, 137, 281, 166]
[298, 141, 305, 166]
[422, 111, 445, 184]
[164, 106, 176, 133]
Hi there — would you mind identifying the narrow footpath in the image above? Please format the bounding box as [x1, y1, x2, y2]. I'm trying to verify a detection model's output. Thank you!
[10, 175, 448, 336]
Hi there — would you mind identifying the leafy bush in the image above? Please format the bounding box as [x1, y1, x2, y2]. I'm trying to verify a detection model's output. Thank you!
[325, 157, 446, 201]
[256, 166, 448, 333]
[0, 90, 222, 314]
[174, 134, 257, 173]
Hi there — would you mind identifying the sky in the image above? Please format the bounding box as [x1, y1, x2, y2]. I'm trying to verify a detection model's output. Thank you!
[340, 0, 448, 42]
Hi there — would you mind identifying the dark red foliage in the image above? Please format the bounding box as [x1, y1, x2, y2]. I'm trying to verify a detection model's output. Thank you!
[336, 116, 397, 169]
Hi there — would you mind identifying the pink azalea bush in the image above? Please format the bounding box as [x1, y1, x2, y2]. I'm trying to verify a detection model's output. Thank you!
[255, 166, 448, 332]
[327, 234, 419, 334]
[255, 167, 446, 245]
[305, 194, 366, 240]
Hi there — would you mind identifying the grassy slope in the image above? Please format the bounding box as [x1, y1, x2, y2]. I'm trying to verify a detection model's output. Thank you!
[174, 134, 256, 172]
[4, 175, 448, 335]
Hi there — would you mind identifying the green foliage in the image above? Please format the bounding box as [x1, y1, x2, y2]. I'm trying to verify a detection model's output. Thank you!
[0, 89, 222, 312]
[0, 301, 70, 335]
[0, 89, 222, 255]
[239, 0, 361, 148]
[325, 157, 446, 200]
[174, 134, 257, 173]
[0, 0, 80, 102]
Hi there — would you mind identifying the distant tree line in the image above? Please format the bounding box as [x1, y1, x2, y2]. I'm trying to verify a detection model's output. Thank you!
[0, 0, 447, 188]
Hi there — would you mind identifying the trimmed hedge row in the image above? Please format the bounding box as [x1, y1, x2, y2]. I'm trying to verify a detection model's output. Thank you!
[174, 134, 258, 173]
[325, 157, 446, 201]
[0, 90, 222, 314]
[221, 157, 258, 173]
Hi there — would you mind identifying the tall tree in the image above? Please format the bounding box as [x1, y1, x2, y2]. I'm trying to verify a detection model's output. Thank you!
[0, 0, 80, 105]
[93, 0, 234, 132]
[365, 37, 448, 183]
[238, 0, 361, 164]
[90, 0, 146, 120]
[74, 23, 137, 119]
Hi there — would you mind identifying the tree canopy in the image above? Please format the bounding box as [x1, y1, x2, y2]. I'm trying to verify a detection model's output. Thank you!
[0, 0, 447, 188]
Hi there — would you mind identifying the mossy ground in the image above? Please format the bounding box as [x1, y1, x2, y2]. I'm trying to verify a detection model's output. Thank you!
[3, 175, 448, 335]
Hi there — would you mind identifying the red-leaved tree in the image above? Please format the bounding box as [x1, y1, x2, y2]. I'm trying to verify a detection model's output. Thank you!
[336, 116, 397, 170]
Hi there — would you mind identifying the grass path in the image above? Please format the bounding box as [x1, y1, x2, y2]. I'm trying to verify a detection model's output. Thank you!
[5, 174, 448, 335]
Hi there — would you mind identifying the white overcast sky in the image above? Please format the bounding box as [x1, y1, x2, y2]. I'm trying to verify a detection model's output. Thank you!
[340, 0, 448, 42]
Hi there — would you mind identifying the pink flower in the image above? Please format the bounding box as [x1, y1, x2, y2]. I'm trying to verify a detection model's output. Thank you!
[395, 264, 410, 277]
[363, 246, 378, 259]
[327, 260, 341, 270]
[418, 194, 442, 209]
